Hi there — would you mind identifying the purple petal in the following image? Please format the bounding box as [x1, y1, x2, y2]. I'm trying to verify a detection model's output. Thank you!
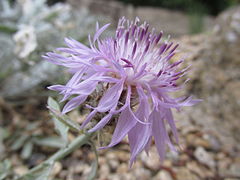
[181, 96, 202, 106]
[165, 108, 179, 143]
[62, 95, 88, 114]
[88, 113, 113, 133]
[73, 81, 98, 95]
[64, 37, 90, 50]
[129, 124, 151, 166]
[94, 23, 110, 42]
[144, 137, 152, 155]
[80, 110, 97, 128]
[59, 70, 87, 102]
[151, 108, 166, 162]
[71, 74, 106, 95]
[107, 104, 137, 148]
[96, 80, 124, 112]
[128, 88, 151, 165]
[47, 85, 65, 91]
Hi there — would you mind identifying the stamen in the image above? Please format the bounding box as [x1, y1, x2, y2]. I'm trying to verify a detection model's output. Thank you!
[132, 42, 137, 58]
[120, 58, 134, 68]
[125, 31, 129, 46]
[157, 70, 163, 77]
[159, 43, 167, 55]
[169, 44, 179, 54]
[155, 31, 163, 44]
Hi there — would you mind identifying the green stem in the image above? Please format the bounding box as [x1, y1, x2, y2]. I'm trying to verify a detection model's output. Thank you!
[16, 132, 95, 179]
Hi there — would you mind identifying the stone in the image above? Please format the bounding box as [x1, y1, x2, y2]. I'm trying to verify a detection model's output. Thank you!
[99, 163, 110, 179]
[115, 150, 130, 162]
[153, 170, 173, 180]
[186, 133, 211, 149]
[172, 7, 240, 157]
[179, 154, 190, 163]
[203, 134, 221, 151]
[68, 162, 91, 176]
[194, 147, 216, 169]
[229, 161, 240, 177]
[163, 160, 173, 168]
[176, 168, 200, 180]
[116, 163, 128, 173]
[218, 156, 232, 177]
[50, 161, 62, 177]
[68, 0, 214, 37]
[108, 174, 134, 180]
[108, 159, 119, 170]
[186, 161, 214, 179]
[106, 151, 117, 160]
[14, 166, 28, 176]
[132, 168, 152, 180]
[141, 148, 161, 171]
[214, 6, 240, 65]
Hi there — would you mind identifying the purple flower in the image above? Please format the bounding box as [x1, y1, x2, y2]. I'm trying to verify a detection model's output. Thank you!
[43, 17, 201, 165]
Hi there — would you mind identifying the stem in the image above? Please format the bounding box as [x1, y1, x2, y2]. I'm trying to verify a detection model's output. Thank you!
[16, 132, 95, 179]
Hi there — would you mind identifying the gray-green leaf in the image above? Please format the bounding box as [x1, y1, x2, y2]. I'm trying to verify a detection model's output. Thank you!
[18, 162, 54, 180]
[87, 141, 98, 180]
[47, 97, 60, 111]
[48, 97, 70, 145]
[0, 159, 12, 180]
[33, 137, 64, 148]
[53, 117, 69, 146]
[21, 141, 33, 159]
[48, 97, 81, 133]
[10, 134, 29, 150]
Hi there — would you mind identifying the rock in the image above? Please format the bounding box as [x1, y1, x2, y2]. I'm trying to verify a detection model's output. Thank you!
[106, 150, 130, 162]
[163, 160, 173, 168]
[108, 159, 119, 170]
[180, 125, 199, 135]
[186, 161, 214, 179]
[108, 174, 134, 180]
[229, 161, 240, 177]
[50, 161, 62, 177]
[203, 134, 221, 151]
[217, 156, 232, 177]
[116, 163, 128, 173]
[68, 162, 91, 176]
[214, 6, 240, 65]
[106, 151, 118, 160]
[176, 168, 200, 180]
[175, 6, 240, 155]
[115, 150, 130, 162]
[98, 156, 107, 164]
[68, 0, 214, 37]
[14, 166, 28, 176]
[186, 133, 211, 149]
[99, 163, 110, 179]
[59, 170, 68, 179]
[141, 148, 161, 171]
[132, 168, 152, 180]
[194, 147, 216, 169]
[179, 154, 190, 163]
[153, 170, 173, 180]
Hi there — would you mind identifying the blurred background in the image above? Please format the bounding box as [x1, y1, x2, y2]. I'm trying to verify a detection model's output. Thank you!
[0, 0, 240, 179]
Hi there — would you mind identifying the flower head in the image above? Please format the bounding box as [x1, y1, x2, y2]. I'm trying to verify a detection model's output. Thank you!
[44, 17, 200, 165]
